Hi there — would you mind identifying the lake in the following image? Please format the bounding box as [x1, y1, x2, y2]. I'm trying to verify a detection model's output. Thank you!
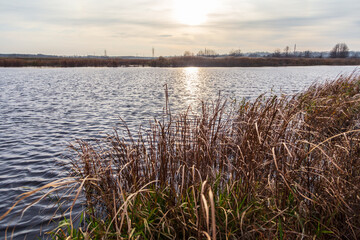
[0, 66, 358, 239]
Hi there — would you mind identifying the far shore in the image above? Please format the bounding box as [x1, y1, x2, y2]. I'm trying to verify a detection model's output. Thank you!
[1, 56, 360, 68]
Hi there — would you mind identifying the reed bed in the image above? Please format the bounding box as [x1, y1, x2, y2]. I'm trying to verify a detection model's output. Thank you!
[2, 74, 360, 239]
[151, 56, 360, 67]
[45, 73, 359, 239]
[0, 57, 149, 67]
[1, 56, 360, 67]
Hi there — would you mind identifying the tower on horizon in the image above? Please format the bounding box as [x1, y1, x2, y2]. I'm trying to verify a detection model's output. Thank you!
[152, 47, 155, 58]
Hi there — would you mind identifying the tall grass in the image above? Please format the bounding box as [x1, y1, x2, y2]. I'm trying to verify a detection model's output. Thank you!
[1, 56, 360, 67]
[2, 74, 360, 239]
[150, 56, 360, 67]
[48, 73, 359, 239]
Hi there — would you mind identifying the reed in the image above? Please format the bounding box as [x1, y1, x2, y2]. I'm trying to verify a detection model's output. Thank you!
[151, 56, 360, 67]
[2, 74, 360, 239]
[1, 56, 360, 67]
[49, 73, 359, 239]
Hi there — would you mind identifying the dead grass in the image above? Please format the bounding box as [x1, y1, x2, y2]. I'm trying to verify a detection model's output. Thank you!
[2, 73, 360, 239]
[1, 56, 360, 67]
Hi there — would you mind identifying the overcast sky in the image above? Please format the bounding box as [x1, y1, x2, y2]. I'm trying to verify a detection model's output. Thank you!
[0, 0, 359, 56]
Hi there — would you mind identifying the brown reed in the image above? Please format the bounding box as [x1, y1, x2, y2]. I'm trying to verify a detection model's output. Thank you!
[2, 73, 360, 239]
[51, 73, 360, 239]
[1, 56, 360, 67]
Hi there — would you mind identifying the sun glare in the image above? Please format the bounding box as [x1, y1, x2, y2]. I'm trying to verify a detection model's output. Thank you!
[173, 0, 218, 26]
[184, 67, 200, 97]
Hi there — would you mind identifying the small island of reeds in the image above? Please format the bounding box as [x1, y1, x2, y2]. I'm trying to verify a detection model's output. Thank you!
[2, 73, 360, 239]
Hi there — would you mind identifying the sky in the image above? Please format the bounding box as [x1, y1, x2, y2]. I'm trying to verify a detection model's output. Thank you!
[0, 0, 359, 56]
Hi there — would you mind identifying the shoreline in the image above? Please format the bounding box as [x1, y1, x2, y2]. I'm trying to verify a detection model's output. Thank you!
[1, 56, 360, 68]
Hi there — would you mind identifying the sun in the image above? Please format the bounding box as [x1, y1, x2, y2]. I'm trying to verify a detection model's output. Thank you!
[173, 0, 218, 26]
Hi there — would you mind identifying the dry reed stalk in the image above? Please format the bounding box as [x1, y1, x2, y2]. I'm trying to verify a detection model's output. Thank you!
[2, 73, 360, 239]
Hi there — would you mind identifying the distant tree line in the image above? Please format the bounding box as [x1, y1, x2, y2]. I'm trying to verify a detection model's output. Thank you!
[330, 43, 349, 58]
[183, 48, 243, 58]
[1, 43, 358, 68]
[183, 43, 354, 59]
[271, 43, 351, 58]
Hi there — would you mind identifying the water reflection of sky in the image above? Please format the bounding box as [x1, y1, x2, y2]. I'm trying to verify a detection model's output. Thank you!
[184, 67, 199, 96]
[170, 67, 214, 113]
[166, 66, 359, 115]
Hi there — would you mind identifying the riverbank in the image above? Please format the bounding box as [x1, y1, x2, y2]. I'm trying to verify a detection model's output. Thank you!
[50, 74, 360, 239]
[1, 56, 360, 67]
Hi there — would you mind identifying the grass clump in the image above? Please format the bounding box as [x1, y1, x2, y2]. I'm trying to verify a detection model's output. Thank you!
[3, 74, 360, 239]
[54, 73, 360, 239]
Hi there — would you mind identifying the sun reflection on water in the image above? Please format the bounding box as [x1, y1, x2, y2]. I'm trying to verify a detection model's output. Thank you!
[184, 67, 200, 96]
[171, 67, 213, 113]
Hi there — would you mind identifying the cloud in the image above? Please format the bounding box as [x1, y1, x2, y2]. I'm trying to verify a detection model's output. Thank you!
[0, 0, 359, 55]
[205, 16, 325, 31]
[158, 35, 172, 38]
